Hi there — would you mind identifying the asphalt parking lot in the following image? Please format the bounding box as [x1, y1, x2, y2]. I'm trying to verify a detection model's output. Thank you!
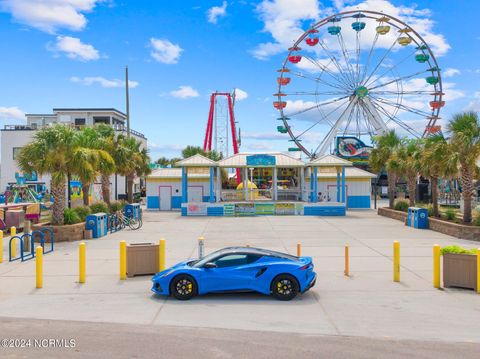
[0, 209, 479, 346]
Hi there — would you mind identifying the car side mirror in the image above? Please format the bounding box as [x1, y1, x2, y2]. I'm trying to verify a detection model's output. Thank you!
[203, 262, 217, 269]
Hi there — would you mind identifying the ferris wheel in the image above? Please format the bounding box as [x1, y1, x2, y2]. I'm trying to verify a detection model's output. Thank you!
[275, 10, 444, 158]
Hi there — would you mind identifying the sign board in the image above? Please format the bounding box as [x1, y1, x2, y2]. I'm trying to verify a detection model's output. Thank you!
[336, 136, 371, 159]
[187, 203, 208, 216]
[246, 154, 276, 167]
[275, 203, 295, 215]
[235, 203, 255, 216]
[255, 203, 275, 215]
[223, 204, 235, 216]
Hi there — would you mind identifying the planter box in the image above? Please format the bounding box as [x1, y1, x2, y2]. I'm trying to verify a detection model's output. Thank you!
[443, 253, 478, 291]
[32, 222, 87, 242]
[127, 243, 159, 277]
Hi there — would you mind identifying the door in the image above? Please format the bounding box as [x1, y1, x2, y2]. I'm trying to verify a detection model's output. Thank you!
[201, 254, 262, 293]
[188, 186, 203, 203]
[159, 186, 171, 211]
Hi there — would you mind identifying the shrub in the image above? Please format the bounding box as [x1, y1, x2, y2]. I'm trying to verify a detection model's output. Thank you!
[89, 202, 109, 214]
[64, 208, 81, 225]
[73, 206, 91, 222]
[440, 245, 477, 256]
[109, 200, 124, 213]
[393, 200, 409, 212]
[444, 208, 456, 221]
[425, 204, 433, 217]
[474, 215, 480, 227]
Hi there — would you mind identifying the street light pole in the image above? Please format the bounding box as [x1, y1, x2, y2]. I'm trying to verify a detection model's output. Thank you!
[125, 66, 130, 138]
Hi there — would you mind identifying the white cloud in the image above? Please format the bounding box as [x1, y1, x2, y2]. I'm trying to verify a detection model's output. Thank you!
[443, 68, 460, 78]
[253, 0, 450, 60]
[0, 0, 103, 33]
[150, 38, 183, 64]
[207, 1, 227, 24]
[252, 0, 320, 59]
[70, 76, 139, 88]
[465, 92, 480, 112]
[242, 131, 286, 141]
[0, 106, 25, 120]
[149, 143, 184, 152]
[49, 35, 99, 61]
[170, 86, 200, 99]
[234, 88, 248, 101]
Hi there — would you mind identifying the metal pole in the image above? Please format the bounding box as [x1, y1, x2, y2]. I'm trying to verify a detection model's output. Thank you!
[125, 66, 130, 138]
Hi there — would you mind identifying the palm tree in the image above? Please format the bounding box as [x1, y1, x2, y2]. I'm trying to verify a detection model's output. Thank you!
[181, 145, 222, 161]
[421, 134, 456, 217]
[391, 139, 422, 207]
[16, 125, 77, 225]
[94, 125, 118, 205]
[369, 130, 402, 209]
[447, 112, 480, 223]
[74, 127, 115, 206]
[116, 136, 151, 203]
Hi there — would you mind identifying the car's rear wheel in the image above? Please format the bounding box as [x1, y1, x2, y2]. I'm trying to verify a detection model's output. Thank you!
[170, 275, 197, 300]
[271, 275, 299, 301]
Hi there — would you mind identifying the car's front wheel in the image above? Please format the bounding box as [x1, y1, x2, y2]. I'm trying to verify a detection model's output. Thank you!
[271, 275, 299, 301]
[170, 275, 197, 300]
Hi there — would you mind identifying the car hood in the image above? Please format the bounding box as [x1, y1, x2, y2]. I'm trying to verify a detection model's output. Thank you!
[152, 259, 197, 279]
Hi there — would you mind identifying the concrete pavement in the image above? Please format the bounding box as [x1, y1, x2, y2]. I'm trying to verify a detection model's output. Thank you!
[0, 209, 479, 346]
[1, 317, 480, 359]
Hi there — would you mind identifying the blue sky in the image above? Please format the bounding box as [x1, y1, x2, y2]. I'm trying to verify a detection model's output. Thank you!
[0, 0, 479, 161]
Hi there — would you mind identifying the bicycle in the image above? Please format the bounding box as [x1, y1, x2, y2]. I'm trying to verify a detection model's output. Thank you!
[117, 209, 142, 230]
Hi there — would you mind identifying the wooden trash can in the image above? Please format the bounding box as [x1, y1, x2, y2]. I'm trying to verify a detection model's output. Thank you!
[443, 253, 477, 291]
[127, 243, 159, 277]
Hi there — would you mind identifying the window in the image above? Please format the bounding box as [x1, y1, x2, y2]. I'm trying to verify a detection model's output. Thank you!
[213, 254, 260, 268]
[75, 118, 86, 126]
[93, 116, 110, 125]
[12, 147, 22, 160]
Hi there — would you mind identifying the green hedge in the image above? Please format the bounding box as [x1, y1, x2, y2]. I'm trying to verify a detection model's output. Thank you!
[440, 245, 477, 256]
[393, 200, 409, 212]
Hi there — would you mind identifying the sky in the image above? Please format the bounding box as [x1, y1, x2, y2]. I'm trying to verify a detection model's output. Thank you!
[0, 0, 479, 161]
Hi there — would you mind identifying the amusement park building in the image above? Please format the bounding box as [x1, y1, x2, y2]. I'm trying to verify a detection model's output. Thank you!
[0, 108, 147, 203]
[146, 153, 375, 216]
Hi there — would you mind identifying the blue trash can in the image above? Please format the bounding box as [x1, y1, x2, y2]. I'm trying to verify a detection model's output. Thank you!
[85, 213, 108, 238]
[125, 203, 140, 220]
[407, 207, 414, 227]
[413, 208, 429, 229]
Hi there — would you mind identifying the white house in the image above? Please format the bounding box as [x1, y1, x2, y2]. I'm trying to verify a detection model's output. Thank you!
[0, 108, 147, 203]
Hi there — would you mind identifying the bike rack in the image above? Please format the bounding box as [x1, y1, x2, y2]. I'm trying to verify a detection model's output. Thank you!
[32, 228, 54, 255]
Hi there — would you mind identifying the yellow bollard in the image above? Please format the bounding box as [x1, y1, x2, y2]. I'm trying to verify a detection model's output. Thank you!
[120, 240, 126, 280]
[159, 238, 166, 272]
[0, 231, 3, 263]
[36, 246, 43, 288]
[297, 243, 301, 257]
[344, 245, 349, 277]
[477, 248, 480, 294]
[433, 244, 440, 289]
[10, 226, 16, 259]
[79, 242, 86, 284]
[393, 241, 400, 282]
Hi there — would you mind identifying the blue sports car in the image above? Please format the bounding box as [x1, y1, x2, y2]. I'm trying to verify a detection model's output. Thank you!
[151, 247, 316, 301]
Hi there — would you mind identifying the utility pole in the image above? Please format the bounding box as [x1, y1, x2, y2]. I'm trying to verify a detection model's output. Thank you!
[126, 66, 130, 137]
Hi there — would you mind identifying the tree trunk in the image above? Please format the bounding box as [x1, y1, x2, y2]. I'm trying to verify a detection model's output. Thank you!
[460, 165, 473, 223]
[51, 180, 66, 225]
[407, 176, 416, 207]
[431, 176, 439, 217]
[101, 174, 111, 205]
[387, 170, 396, 209]
[82, 182, 90, 206]
[127, 174, 134, 203]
